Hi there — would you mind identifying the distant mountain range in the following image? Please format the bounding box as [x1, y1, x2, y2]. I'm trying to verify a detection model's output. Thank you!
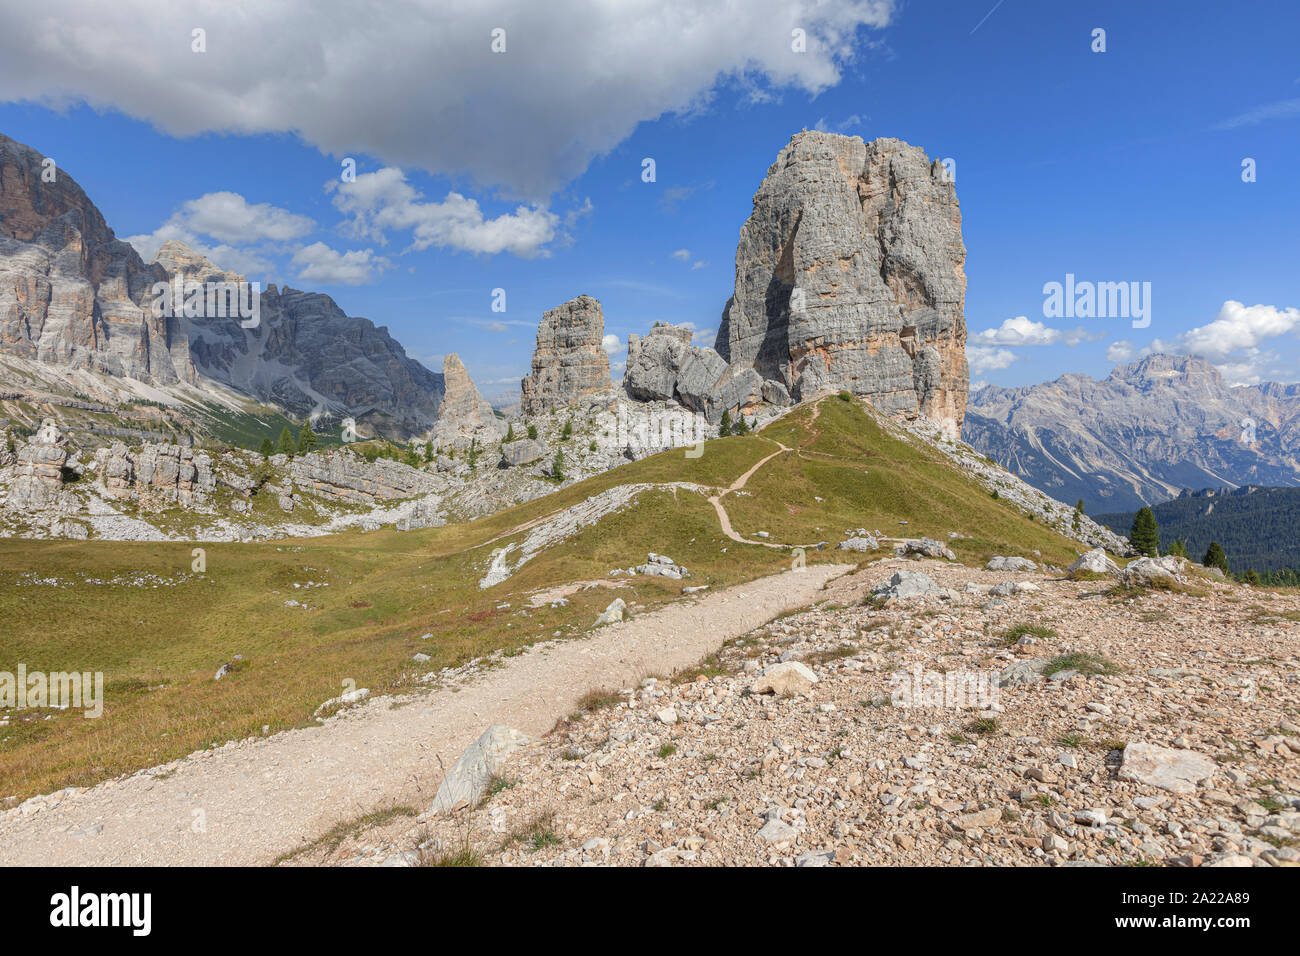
[963, 354, 1300, 514]
[1096, 485, 1300, 573]
[0, 132, 443, 438]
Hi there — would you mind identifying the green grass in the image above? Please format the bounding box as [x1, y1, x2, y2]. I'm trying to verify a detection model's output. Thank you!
[726, 399, 1079, 565]
[1044, 653, 1121, 677]
[0, 396, 1084, 800]
[997, 623, 1057, 647]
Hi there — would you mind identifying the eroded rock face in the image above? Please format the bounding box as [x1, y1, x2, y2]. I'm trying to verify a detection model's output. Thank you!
[7, 418, 67, 510]
[624, 324, 764, 424]
[289, 450, 441, 504]
[0, 133, 192, 384]
[432, 353, 505, 450]
[520, 295, 611, 416]
[95, 441, 215, 508]
[716, 132, 968, 435]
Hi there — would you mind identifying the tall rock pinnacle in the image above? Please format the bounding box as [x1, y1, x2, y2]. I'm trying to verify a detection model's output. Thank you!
[717, 132, 969, 435]
[520, 295, 612, 416]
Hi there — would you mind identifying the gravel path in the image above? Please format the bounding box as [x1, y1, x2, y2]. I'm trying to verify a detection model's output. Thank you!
[708, 441, 791, 548]
[0, 563, 850, 866]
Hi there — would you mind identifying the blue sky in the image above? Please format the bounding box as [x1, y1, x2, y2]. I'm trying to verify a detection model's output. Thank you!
[1, 0, 1297, 400]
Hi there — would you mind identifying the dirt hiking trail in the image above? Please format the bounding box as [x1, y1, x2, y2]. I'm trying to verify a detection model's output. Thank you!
[0, 563, 850, 866]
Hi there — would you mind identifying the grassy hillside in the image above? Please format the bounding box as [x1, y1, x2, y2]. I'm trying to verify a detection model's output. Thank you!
[1096, 486, 1300, 573]
[0, 397, 1081, 800]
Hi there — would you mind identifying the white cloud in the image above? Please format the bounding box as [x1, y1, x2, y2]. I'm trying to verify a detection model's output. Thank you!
[1106, 340, 1135, 362]
[124, 191, 314, 273]
[1161, 300, 1300, 361]
[691, 260, 707, 270]
[0, 0, 895, 198]
[966, 345, 1018, 373]
[291, 242, 390, 285]
[329, 167, 559, 257]
[171, 192, 314, 244]
[671, 249, 691, 262]
[602, 333, 625, 356]
[973, 315, 1096, 347]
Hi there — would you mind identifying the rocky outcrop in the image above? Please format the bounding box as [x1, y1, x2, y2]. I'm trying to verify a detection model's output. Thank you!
[6, 418, 68, 510]
[965, 354, 1300, 514]
[0, 133, 193, 384]
[520, 295, 611, 416]
[716, 132, 968, 435]
[499, 438, 547, 468]
[289, 450, 441, 504]
[95, 441, 215, 507]
[624, 324, 764, 424]
[431, 354, 505, 449]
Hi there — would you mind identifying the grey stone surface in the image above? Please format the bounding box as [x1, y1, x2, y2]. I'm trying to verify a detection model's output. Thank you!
[594, 597, 628, 626]
[872, 569, 943, 600]
[431, 353, 505, 450]
[96, 441, 216, 508]
[6, 419, 67, 510]
[1067, 548, 1121, 576]
[499, 438, 548, 468]
[716, 132, 968, 435]
[1118, 555, 1187, 587]
[997, 659, 1049, 688]
[1118, 742, 1217, 795]
[986, 556, 1038, 572]
[290, 451, 440, 504]
[430, 724, 529, 813]
[520, 295, 611, 416]
[895, 537, 957, 561]
[624, 324, 762, 424]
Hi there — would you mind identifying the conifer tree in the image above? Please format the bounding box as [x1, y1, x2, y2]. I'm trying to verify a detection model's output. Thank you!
[1129, 506, 1159, 556]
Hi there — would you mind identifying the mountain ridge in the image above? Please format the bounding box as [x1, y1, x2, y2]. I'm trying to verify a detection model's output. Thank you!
[964, 353, 1300, 513]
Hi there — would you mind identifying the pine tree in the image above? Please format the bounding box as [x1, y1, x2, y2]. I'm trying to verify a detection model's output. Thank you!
[1203, 541, 1229, 573]
[734, 415, 750, 435]
[297, 422, 318, 454]
[1167, 538, 1189, 559]
[259, 437, 274, 457]
[424, 441, 434, 462]
[276, 426, 296, 457]
[527, 424, 538, 440]
[505, 423, 515, 443]
[719, 410, 732, 437]
[1129, 507, 1159, 556]
[1075, 499, 1085, 515]
[1243, 568, 1261, 586]
[560, 419, 573, 441]
[551, 449, 564, 481]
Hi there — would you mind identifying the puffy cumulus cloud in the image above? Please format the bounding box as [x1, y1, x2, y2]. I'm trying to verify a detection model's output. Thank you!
[601, 333, 625, 355]
[1135, 301, 1300, 384]
[169, 192, 315, 244]
[291, 243, 390, 285]
[329, 168, 559, 257]
[973, 316, 1097, 347]
[124, 191, 314, 274]
[1166, 300, 1300, 361]
[1106, 340, 1135, 363]
[0, 0, 895, 198]
[966, 345, 1018, 374]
